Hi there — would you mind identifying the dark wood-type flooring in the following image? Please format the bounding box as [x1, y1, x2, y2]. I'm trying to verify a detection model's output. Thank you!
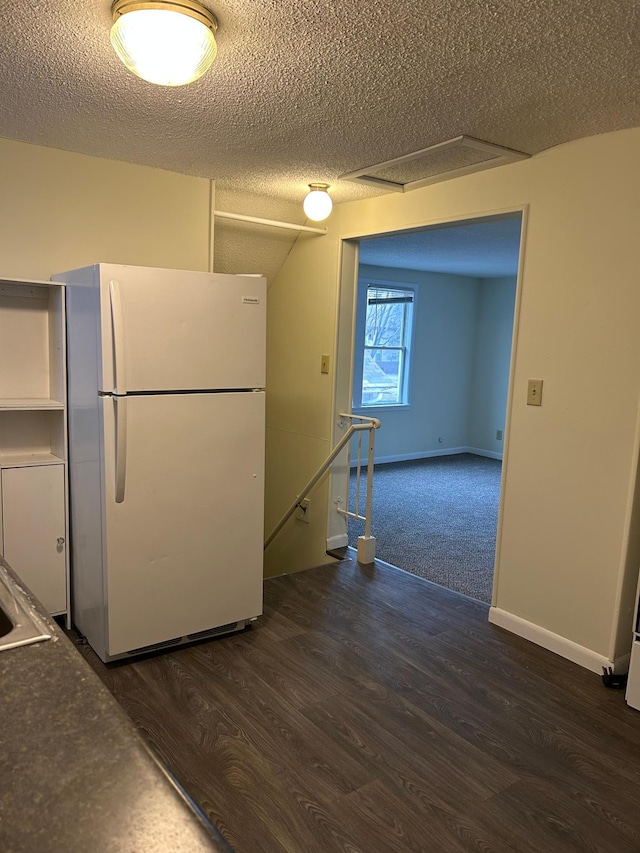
[71, 558, 640, 852]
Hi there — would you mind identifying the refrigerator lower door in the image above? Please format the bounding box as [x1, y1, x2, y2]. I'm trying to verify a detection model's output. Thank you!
[101, 391, 265, 657]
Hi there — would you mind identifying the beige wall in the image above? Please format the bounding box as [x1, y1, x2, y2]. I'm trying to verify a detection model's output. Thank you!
[0, 137, 211, 278]
[265, 128, 640, 667]
[264, 227, 337, 575]
[4, 131, 640, 669]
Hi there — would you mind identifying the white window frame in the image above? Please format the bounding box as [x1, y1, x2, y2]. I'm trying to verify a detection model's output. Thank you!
[353, 278, 417, 410]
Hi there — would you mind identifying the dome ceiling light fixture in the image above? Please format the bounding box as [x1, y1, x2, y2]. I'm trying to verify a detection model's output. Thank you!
[303, 183, 333, 222]
[110, 0, 218, 87]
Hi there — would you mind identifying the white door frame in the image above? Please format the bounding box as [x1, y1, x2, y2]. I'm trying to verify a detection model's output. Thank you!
[327, 205, 529, 607]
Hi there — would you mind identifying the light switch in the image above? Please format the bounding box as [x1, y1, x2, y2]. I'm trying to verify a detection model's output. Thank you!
[527, 379, 543, 406]
[321, 354, 330, 374]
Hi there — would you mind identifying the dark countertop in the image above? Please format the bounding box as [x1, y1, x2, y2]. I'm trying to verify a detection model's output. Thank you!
[0, 561, 232, 853]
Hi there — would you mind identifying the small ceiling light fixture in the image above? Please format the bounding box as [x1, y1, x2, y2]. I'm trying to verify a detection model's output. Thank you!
[110, 0, 218, 87]
[303, 183, 333, 222]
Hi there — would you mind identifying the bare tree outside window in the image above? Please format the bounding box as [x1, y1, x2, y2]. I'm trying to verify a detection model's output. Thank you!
[361, 287, 414, 406]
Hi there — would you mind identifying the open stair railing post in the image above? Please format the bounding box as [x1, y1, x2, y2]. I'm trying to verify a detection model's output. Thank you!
[335, 414, 378, 563]
[264, 414, 380, 560]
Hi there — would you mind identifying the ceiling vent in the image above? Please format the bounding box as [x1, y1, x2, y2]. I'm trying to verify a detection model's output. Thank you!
[339, 136, 529, 193]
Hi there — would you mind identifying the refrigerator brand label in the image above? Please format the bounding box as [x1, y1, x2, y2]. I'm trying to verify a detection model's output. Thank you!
[242, 296, 261, 304]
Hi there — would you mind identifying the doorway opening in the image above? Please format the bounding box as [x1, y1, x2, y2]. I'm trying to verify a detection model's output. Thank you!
[331, 212, 524, 604]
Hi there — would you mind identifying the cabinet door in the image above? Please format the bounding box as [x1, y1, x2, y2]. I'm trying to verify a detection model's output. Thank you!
[1, 464, 66, 614]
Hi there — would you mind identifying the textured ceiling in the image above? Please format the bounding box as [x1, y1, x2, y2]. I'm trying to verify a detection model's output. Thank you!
[0, 1, 638, 282]
[1, 0, 638, 210]
[359, 216, 522, 278]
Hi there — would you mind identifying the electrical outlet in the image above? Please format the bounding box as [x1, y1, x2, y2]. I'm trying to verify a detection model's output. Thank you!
[295, 498, 310, 523]
[527, 379, 543, 406]
[321, 354, 330, 374]
[496, 429, 503, 440]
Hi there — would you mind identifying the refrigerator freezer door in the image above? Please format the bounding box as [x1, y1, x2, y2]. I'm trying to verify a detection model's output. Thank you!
[98, 266, 266, 393]
[100, 391, 265, 656]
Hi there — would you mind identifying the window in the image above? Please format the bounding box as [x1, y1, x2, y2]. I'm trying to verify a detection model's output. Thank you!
[356, 284, 415, 407]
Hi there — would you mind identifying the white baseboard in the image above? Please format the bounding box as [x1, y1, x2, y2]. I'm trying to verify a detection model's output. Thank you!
[489, 607, 614, 674]
[326, 533, 348, 550]
[466, 447, 503, 460]
[351, 447, 468, 466]
[351, 447, 502, 466]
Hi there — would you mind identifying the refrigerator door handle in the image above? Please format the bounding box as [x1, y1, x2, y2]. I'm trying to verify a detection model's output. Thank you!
[114, 396, 128, 503]
[109, 279, 127, 396]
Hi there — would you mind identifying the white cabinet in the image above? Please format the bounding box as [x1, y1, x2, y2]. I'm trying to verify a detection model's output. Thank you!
[1, 465, 66, 613]
[0, 278, 69, 622]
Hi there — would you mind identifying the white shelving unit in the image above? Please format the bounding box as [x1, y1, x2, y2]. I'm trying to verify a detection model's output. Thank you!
[0, 277, 70, 624]
[626, 576, 640, 710]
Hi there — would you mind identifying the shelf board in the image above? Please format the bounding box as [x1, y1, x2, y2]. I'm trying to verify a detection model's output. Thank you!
[0, 276, 56, 288]
[0, 452, 64, 468]
[0, 398, 64, 411]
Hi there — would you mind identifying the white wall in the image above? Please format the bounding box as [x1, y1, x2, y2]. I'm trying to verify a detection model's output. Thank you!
[353, 265, 479, 461]
[353, 267, 515, 462]
[265, 128, 640, 672]
[468, 276, 517, 454]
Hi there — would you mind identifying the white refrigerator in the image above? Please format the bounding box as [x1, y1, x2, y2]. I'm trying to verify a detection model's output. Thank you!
[53, 263, 266, 662]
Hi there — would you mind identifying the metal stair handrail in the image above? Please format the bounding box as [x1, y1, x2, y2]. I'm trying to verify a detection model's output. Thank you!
[264, 414, 380, 550]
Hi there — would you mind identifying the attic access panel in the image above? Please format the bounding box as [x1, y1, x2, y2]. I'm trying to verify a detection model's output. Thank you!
[340, 136, 529, 192]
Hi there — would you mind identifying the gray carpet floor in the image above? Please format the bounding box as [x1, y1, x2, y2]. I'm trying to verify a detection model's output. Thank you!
[348, 453, 502, 603]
